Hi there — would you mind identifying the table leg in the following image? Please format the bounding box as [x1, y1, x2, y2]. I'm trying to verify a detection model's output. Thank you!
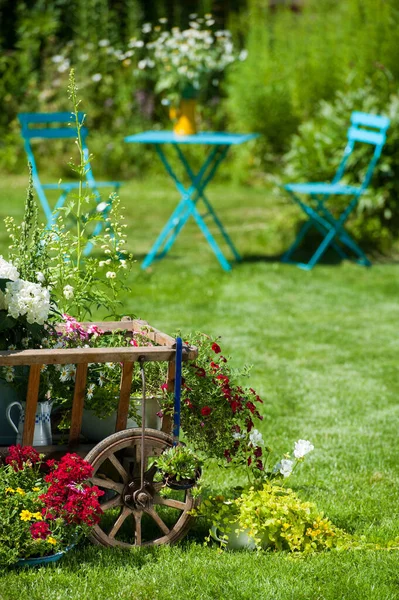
[141, 145, 235, 271]
[174, 145, 241, 262]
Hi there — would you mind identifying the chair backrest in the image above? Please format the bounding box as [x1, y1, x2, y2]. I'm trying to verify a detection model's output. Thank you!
[332, 111, 390, 190]
[18, 112, 96, 220]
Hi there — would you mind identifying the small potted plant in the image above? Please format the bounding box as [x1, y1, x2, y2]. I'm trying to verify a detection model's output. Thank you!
[138, 15, 247, 135]
[155, 444, 203, 490]
[0, 445, 104, 567]
[194, 438, 326, 551]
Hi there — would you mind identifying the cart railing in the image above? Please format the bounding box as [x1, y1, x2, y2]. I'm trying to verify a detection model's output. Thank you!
[0, 318, 197, 449]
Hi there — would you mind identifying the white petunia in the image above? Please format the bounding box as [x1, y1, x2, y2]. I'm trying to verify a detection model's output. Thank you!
[293, 439, 314, 459]
[279, 459, 294, 478]
[249, 428, 264, 447]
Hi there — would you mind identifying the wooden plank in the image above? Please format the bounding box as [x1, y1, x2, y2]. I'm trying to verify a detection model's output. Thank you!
[68, 363, 88, 446]
[115, 362, 134, 432]
[0, 346, 198, 366]
[22, 365, 41, 446]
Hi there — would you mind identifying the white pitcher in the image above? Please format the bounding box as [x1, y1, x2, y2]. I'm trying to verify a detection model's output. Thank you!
[6, 400, 52, 446]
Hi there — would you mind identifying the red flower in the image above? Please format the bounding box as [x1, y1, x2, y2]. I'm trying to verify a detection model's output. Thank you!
[211, 342, 221, 354]
[6, 445, 41, 471]
[254, 446, 262, 458]
[256, 459, 264, 471]
[246, 401, 256, 414]
[184, 398, 193, 409]
[161, 382, 168, 391]
[200, 406, 212, 417]
[224, 449, 232, 463]
[216, 374, 229, 384]
[195, 367, 206, 378]
[247, 456, 252, 466]
[30, 521, 51, 540]
[246, 418, 254, 432]
[210, 361, 219, 371]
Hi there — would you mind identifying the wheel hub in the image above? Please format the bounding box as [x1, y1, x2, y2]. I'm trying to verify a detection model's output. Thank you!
[123, 479, 156, 510]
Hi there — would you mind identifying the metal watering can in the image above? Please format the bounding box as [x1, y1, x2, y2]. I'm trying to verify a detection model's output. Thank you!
[6, 400, 53, 446]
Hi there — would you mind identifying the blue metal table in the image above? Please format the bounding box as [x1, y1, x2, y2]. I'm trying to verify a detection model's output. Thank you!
[124, 131, 258, 271]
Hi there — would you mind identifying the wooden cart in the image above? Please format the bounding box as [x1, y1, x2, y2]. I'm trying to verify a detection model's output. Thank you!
[0, 318, 199, 548]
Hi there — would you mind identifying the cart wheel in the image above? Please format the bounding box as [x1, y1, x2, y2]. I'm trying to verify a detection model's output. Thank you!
[84, 428, 199, 548]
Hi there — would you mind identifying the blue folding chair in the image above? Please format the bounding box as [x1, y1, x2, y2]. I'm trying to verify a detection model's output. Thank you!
[282, 111, 390, 270]
[18, 112, 121, 243]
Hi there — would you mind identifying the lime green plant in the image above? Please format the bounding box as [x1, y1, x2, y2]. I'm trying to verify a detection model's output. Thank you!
[197, 483, 341, 553]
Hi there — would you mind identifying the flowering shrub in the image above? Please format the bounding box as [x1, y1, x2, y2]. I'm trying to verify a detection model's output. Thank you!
[167, 333, 264, 467]
[139, 15, 246, 105]
[0, 445, 103, 567]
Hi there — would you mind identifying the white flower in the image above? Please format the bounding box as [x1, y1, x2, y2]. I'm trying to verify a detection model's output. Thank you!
[63, 285, 74, 300]
[232, 432, 245, 440]
[98, 39, 110, 47]
[4, 279, 50, 324]
[0, 257, 19, 280]
[57, 60, 70, 73]
[96, 201, 108, 213]
[21, 337, 30, 348]
[98, 372, 106, 387]
[91, 73, 102, 82]
[106, 271, 116, 279]
[119, 260, 127, 269]
[36, 272, 45, 283]
[5, 367, 14, 382]
[87, 383, 95, 400]
[51, 54, 64, 63]
[159, 17, 167, 24]
[59, 365, 74, 382]
[279, 459, 294, 478]
[239, 49, 248, 61]
[293, 439, 314, 459]
[249, 428, 264, 447]
[142, 23, 152, 33]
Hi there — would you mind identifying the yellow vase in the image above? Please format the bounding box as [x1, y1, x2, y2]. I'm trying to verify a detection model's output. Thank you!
[171, 99, 197, 136]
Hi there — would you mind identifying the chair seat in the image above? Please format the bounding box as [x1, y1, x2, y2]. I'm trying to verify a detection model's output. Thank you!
[42, 181, 120, 190]
[284, 182, 360, 195]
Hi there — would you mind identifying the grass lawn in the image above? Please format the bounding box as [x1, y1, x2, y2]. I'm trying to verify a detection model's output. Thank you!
[0, 173, 399, 599]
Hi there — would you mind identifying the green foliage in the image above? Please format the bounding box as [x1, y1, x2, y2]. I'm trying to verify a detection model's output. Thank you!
[155, 445, 203, 481]
[196, 483, 341, 553]
[282, 81, 399, 251]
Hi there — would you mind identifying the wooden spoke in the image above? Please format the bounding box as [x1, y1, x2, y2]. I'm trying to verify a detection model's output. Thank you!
[108, 454, 129, 483]
[145, 507, 170, 535]
[153, 495, 186, 511]
[91, 476, 124, 493]
[153, 481, 166, 493]
[133, 511, 142, 546]
[101, 495, 123, 511]
[108, 506, 131, 539]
